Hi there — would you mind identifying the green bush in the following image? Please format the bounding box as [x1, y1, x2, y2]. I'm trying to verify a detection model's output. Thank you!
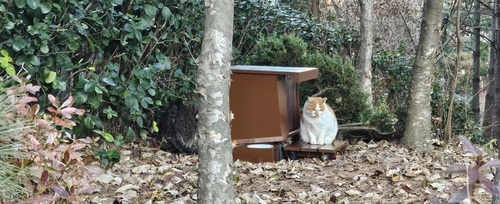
[0, 0, 204, 139]
[247, 34, 368, 123]
[0, 0, 362, 141]
[371, 47, 413, 136]
[233, 0, 359, 64]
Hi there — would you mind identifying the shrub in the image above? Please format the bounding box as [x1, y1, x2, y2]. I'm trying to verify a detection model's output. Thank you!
[0, 0, 204, 140]
[0, 72, 104, 202]
[247, 34, 368, 123]
[233, 0, 359, 63]
[0, 0, 361, 142]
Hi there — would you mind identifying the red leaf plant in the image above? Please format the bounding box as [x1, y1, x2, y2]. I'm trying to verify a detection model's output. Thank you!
[5, 81, 104, 203]
[442, 135, 500, 203]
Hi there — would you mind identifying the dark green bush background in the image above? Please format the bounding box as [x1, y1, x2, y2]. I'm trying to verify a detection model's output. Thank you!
[1, 0, 419, 139]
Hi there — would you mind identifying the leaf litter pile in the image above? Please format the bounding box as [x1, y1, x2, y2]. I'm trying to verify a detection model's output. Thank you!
[89, 139, 498, 203]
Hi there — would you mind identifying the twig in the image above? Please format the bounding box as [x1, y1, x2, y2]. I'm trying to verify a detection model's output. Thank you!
[311, 87, 334, 97]
[338, 124, 397, 136]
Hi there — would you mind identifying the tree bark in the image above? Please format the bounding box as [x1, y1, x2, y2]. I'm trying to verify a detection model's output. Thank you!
[402, 0, 444, 150]
[471, 0, 481, 124]
[484, 0, 499, 140]
[196, 0, 234, 203]
[492, 1, 500, 202]
[311, 0, 320, 19]
[358, 0, 374, 108]
[443, 0, 463, 142]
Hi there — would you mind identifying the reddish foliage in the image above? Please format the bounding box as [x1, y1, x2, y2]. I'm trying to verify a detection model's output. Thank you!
[5, 77, 104, 203]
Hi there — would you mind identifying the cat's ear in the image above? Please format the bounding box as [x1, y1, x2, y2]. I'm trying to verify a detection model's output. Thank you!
[308, 96, 313, 102]
[322, 97, 327, 103]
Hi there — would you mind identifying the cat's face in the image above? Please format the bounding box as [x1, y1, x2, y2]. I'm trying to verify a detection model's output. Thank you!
[304, 97, 327, 117]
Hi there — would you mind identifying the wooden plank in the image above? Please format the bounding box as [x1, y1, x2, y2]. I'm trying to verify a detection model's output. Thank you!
[301, 144, 324, 152]
[296, 152, 322, 158]
[318, 140, 348, 154]
[231, 65, 319, 83]
[317, 144, 337, 154]
[284, 141, 307, 151]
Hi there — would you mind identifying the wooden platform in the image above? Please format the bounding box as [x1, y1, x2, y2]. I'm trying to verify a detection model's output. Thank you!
[284, 140, 348, 160]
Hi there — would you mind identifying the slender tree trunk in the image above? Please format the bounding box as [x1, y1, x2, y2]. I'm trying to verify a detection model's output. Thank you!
[402, 0, 444, 150]
[484, 1, 498, 140]
[196, 0, 234, 202]
[471, 0, 481, 124]
[492, 1, 500, 203]
[484, 51, 496, 139]
[358, 0, 374, 107]
[494, 2, 500, 141]
[443, 0, 463, 142]
[311, 0, 320, 19]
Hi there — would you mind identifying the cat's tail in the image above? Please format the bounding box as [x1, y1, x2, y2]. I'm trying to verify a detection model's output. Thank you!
[179, 145, 198, 154]
[169, 136, 199, 154]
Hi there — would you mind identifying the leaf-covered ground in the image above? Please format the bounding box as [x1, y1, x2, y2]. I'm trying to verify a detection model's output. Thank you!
[87, 139, 496, 204]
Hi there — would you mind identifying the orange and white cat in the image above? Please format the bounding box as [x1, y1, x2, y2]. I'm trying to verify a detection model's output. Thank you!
[300, 96, 338, 145]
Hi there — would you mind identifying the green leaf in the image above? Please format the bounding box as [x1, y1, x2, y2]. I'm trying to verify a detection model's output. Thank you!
[45, 71, 57, 83]
[103, 133, 114, 142]
[54, 78, 67, 91]
[125, 95, 138, 109]
[40, 2, 51, 13]
[141, 97, 153, 108]
[144, 4, 157, 17]
[116, 134, 124, 141]
[112, 0, 123, 6]
[5, 22, 14, 30]
[29, 55, 40, 66]
[27, 0, 40, 9]
[68, 42, 79, 50]
[126, 127, 136, 138]
[94, 130, 114, 142]
[40, 43, 49, 53]
[136, 116, 143, 128]
[140, 130, 148, 139]
[84, 116, 94, 129]
[94, 86, 103, 94]
[102, 77, 116, 86]
[134, 30, 142, 41]
[84, 81, 97, 92]
[75, 91, 89, 104]
[5, 66, 15, 75]
[0, 50, 8, 57]
[147, 88, 156, 96]
[14, 0, 27, 8]
[153, 121, 159, 132]
[162, 7, 172, 19]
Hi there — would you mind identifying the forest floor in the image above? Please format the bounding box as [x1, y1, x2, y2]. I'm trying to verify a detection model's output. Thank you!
[87, 138, 496, 204]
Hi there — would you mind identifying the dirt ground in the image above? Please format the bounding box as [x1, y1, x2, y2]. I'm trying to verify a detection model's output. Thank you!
[87, 138, 496, 204]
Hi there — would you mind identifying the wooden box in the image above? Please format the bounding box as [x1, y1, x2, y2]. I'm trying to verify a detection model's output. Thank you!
[229, 65, 318, 145]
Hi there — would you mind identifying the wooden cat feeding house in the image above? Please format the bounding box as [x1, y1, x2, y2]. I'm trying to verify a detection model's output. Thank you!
[229, 65, 347, 163]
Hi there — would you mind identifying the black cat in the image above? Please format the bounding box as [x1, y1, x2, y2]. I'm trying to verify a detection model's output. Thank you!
[158, 99, 198, 154]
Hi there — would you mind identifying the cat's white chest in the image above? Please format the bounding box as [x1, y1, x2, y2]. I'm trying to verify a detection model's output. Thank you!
[300, 103, 338, 145]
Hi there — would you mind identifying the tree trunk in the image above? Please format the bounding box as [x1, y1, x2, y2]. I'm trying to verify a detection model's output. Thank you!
[492, 1, 500, 202]
[311, 0, 320, 19]
[196, 0, 234, 203]
[358, 0, 374, 107]
[493, 0, 500, 140]
[484, 1, 498, 140]
[443, 0, 463, 142]
[402, 0, 444, 150]
[471, 0, 481, 124]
